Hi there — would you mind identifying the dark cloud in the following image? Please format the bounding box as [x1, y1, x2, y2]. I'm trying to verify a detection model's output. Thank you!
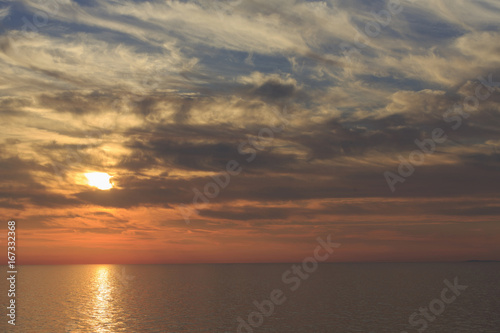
[0, 199, 24, 210]
[253, 79, 297, 100]
[75, 187, 173, 208]
[37, 91, 121, 115]
[198, 207, 292, 221]
[0, 0, 499, 267]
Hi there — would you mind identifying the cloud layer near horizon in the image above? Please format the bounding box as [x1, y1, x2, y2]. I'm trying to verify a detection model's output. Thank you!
[1, 0, 499, 263]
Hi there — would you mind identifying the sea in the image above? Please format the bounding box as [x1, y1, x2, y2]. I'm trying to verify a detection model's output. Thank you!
[1, 263, 499, 332]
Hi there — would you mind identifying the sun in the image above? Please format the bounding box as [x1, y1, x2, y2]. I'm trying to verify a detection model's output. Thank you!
[85, 172, 113, 190]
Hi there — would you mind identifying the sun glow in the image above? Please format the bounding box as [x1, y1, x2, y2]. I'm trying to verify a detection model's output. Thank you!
[85, 172, 113, 190]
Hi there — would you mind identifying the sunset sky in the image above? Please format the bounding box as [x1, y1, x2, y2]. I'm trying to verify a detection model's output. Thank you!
[1, 0, 499, 264]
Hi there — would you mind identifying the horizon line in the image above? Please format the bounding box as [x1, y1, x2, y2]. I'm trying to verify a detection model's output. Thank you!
[2, 260, 500, 266]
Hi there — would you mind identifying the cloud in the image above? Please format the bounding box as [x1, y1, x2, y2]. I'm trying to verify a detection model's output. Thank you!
[1, 0, 500, 263]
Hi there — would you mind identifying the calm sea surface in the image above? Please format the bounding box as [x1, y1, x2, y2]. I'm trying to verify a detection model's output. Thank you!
[0, 263, 498, 332]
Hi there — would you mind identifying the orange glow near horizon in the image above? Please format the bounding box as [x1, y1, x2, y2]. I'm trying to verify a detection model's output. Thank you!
[4, 197, 500, 265]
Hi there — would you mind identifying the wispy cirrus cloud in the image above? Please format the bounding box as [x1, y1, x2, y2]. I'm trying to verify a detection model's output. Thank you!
[1, 0, 500, 263]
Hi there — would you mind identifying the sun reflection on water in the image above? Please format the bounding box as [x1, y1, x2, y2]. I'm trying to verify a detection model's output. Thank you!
[90, 266, 116, 332]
